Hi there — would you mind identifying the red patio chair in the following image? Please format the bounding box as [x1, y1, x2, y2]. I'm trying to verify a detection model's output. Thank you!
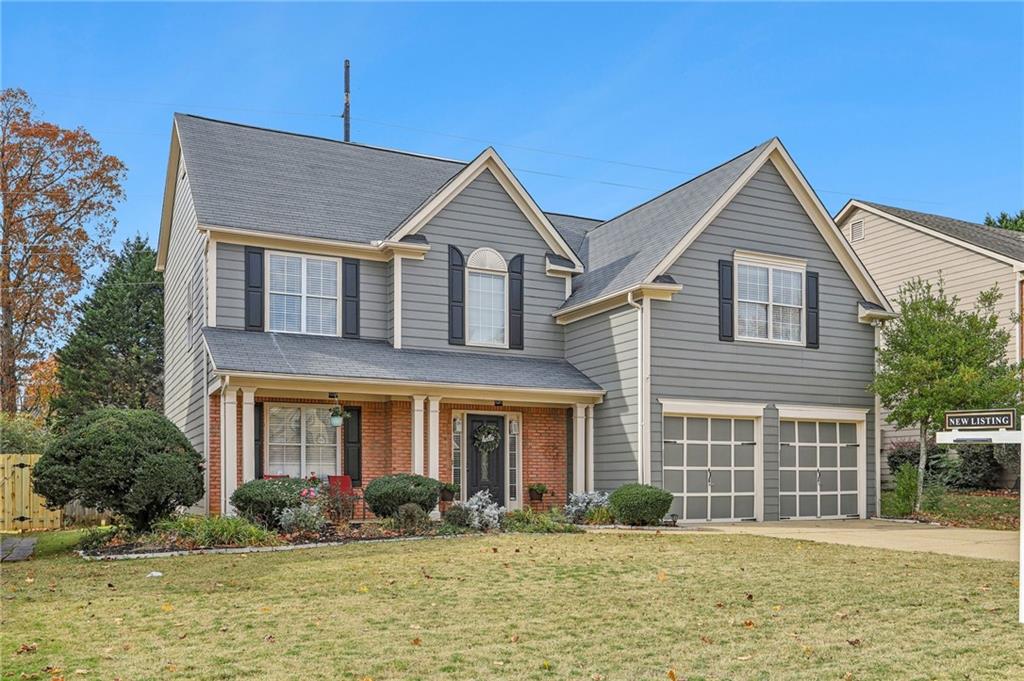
[327, 475, 353, 493]
[262, 474, 289, 480]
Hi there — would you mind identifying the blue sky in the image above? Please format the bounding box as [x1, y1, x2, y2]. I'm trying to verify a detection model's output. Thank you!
[4, 2, 1022, 254]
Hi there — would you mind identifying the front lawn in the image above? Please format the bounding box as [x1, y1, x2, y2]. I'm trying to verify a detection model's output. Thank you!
[3, 533, 1021, 680]
[882, 490, 1020, 530]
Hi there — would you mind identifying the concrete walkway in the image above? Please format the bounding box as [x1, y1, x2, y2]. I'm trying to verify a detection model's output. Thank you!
[0, 537, 37, 562]
[702, 519, 1019, 562]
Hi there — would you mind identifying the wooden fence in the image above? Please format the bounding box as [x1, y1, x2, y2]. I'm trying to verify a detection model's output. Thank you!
[1, 453, 62, 532]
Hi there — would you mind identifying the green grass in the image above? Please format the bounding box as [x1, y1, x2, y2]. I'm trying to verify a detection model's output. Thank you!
[2, 533, 1022, 680]
[19, 529, 90, 559]
[882, 490, 1020, 530]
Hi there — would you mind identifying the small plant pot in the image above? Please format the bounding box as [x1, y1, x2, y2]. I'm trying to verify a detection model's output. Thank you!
[440, 489, 455, 502]
[528, 489, 545, 502]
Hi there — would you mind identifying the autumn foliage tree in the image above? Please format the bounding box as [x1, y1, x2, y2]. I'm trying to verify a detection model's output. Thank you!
[0, 88, 126, 414]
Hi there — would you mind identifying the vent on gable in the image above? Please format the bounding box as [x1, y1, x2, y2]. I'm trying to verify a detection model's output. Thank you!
[850, 220, 865, 243]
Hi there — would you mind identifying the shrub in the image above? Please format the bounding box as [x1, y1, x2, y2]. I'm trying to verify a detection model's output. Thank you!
[886, 439, 944, 478]
[363, 474, 440, 517]
[442, 504, 473, 528]
[320, 485, 358, 522]
[504, 508, 580, 533]
[584, 506, 615, 525]
[276, 503, 327, 536]
[993, 444, 1021, 483]
[231, 478, 309, 528]
[32, 408, 203, 530]
[887, 463, 918, 517]
[153, 515, 279, 547]
[0, 413, 49, 453]
[460, 490, 505, 530]
[942, 445, 1002, 490]
[396, 503, 431, 532]
[564, 491, 609, 523]
[77, 525, 120, 551]
[608, 483, 673, 526]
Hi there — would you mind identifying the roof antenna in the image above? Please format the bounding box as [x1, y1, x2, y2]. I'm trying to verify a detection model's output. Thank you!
[343, 59, 351, 142]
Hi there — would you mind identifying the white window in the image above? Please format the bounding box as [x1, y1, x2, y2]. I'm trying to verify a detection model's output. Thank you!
[267, 252, 340, 335]
[452, 415, 463, 497]
[849, 220, 865, 243]
[466, 248, 508, 347]
[735, 255, 805, 345]
[507, 417, 520, 503]
[267, 406, 339, 478]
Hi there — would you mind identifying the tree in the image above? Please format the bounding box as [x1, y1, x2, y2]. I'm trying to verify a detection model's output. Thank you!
[33, 408, 203, 530]
[21, 355, 58, 419]
[984, 210, 1024, 232]
[870, 278, 1022, 511]
[0, 88, 126, 415]
[50, 237, 163, 426]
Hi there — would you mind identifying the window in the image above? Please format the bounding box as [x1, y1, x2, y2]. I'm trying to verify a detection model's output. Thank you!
[466, 248, 507, 347]
[267, 253, 340, 335]
[849, 220, 865, 243]
[507, 418, 520, 503]
[735, 256, 805, 344]
[452, 416, 463, 497]
[266, 406, 339, 477]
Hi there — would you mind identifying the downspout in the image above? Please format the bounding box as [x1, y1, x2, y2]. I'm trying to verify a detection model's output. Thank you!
[627, 291, 645, 483]
[873, 321, 883, 517]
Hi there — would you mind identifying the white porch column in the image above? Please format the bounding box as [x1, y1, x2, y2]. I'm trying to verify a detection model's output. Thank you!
[412, 395, 426, 475]
[222, 388, 238, 515]
[427, 396, 441, 480]
[586, 404, 595, 492]
[573, 403, 586, 494]
[241, 387, 256, 483]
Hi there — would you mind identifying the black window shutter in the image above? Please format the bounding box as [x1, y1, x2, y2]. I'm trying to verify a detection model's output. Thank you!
[244, 247, 264, 331]
[448, 246, 465, 345]
[718, 259, 734, 341]
[806, 271, 820, 349]
[342, 258, 360, 338]
[509, 254, 524, 350]
[343, 407, 362, 486]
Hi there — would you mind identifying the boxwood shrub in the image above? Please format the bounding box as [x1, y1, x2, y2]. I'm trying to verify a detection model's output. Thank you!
[609, 483, 673, 526]
[362, 474, 440, 517]
[231, 478, 309, 528]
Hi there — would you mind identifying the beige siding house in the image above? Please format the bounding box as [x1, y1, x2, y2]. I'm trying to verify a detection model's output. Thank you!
[835, 200, 1024, 485]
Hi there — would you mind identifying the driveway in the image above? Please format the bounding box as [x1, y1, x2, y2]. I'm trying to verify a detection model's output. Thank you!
[702, 519, 1019, 561]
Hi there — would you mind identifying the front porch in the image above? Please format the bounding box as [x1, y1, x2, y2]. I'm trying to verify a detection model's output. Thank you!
[207, 378, 601, 516]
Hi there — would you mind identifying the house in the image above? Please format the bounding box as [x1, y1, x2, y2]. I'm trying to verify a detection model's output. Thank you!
[835, 201, 1023, 485]
[156, 114, 894, 522]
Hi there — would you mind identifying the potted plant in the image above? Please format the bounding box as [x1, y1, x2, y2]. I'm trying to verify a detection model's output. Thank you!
[527, 483, 548, 502]
[329, 405, 347, 427]
[439, 481, 459, 502]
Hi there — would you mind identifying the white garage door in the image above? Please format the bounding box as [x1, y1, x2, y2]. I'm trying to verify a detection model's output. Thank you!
[779, 419, 860, 519]
[663, 416, 758, 522]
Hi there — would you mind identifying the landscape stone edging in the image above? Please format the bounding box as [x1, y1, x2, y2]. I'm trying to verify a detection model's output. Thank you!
[78, 533, 472, 561]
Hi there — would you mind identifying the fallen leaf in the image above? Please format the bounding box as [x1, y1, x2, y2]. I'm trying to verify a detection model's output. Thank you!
[24, 577, 34, 584]
[657, 570, 668, 582]
[411, 637, 421, 646]
[772, 605, 783, 612]
[263, 635, 276, 643]
[715, 602, 725, 608]
[178, 633, 187, 640]
[745, 593, 754, 601]
[492, 547, 498, 553]
[541, 660, 552, 670]
[16, 643, 37, 655]
[667, 669, 677, 681]
[736, 655, 752, 661]
[743, 619, 756, 629]
[73, 671, 87, 676]
[510, 634, 520, 643]
[165, 664, 177, 673]
[700, 635, 713, 645]
[847, 638, 861, 647]
[106, 583, 115, 590]
[160, 603, 175, 612]
[259, 607, 271, 613]
[835, 611, 848, 620]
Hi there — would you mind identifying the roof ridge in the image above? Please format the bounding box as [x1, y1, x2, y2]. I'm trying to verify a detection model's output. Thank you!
[583, 138, 774, 239]
[862, 200, 1024, 241]
[174, 112, 468, 166]
[544, 210, 605, 223]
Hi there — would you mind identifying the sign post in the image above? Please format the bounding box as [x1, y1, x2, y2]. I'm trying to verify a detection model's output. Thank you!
[936, 409, 1023, 624]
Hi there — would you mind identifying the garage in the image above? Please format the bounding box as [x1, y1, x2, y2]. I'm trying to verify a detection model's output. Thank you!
[661, 406, 762, 522]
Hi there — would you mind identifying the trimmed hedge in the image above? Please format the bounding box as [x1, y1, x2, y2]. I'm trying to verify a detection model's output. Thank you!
[363, 474, 440, 517]
[231, 478, 309, 528]
[608, 483, 673, 526]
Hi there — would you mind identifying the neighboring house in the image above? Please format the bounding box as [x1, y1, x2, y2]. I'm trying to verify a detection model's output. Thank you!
[157, 114, 893, 522]
[835, 201, 1024, 485]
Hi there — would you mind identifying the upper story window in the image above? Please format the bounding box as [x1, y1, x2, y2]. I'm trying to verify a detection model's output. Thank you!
[735, 253, 805, 345]
[267, 252, 340, 335]
[466, 248, 507, 347]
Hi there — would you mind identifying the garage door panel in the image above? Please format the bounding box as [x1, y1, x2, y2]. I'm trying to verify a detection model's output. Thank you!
[840, 470, 858, 490]
[820, 494, 839, 517]
[664, 417, 684, 441]
[709, 496, 732, 520]
[686, 470, 708, 494]
[734, 495, 755, 519]
[709, 470, 731, 493]
[734, 470, 755, 493]
[780, 470, 796, 493]
[710, 445, 731, 467]
[710, 419, 731, 440]
[798, 495, 817, 517]
[686, 444, 708, 467]
[840, 494, 858, 515]
[819, 446, 838, 468]
[798, 447, 816, 468]
[780, 494, 797, 518]
[735, 419, 755, 442]
[664, 443, 684, 467]
[780, 444, 796, 468]
[798, 470, 817, 492]
[839, 423, 857, 443]
[840, 447, 858, 469]
[734, 444, 755, 468]
[819, 470, 838, 492]
[686, 496, 707, 520]
[818, 422, 837, 443]
[664, 469, 684, 493]
[669, 496, 684, 518]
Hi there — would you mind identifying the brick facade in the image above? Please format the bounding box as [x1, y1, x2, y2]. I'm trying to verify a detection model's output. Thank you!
[209, 393, 570, 514]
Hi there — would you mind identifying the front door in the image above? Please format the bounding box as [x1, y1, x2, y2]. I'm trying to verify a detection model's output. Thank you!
[466, 414, 505, 505]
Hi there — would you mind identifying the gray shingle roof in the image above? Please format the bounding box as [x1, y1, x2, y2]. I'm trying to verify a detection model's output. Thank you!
[859, 201, 1024, 263]
[203, 327, 603, 393]
[175, 114, 605, 248]
[562, 140, 772, 309]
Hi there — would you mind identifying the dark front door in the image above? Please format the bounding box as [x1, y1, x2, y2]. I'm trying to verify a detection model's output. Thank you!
[466, 414, 505, 504]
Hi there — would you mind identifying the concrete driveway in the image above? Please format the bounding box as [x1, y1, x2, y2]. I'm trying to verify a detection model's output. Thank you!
[701, 519, 1019, 561]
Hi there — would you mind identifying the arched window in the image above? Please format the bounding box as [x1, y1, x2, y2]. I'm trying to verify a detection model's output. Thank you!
[466, 247, 507, 347]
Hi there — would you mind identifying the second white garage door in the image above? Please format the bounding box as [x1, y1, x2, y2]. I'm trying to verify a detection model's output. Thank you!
[779, 419, 860, 519]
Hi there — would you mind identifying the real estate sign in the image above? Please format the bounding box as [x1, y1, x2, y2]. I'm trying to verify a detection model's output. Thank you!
[943, 409, 1015, 431]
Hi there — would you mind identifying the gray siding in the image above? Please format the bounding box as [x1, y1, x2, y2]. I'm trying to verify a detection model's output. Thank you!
[163, 157, 209, 506]
[360, 259, 389, 341]
[565, 307, 640, 490]
[649, 161, 877, 518]
[401, 170, 566, 357]
[216, 242, 245, 329]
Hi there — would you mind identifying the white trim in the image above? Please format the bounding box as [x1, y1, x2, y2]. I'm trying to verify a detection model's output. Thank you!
[264, 250, 344, 336]
[733, 255, 807, 346]
[427, 396, 441, 481]
[873, 323, 883, 518]
[553, 283, 682, 322]
[455, 409, 522, 509]
[505, 413, 522, 510]
[203, 382, 210, 512]
[775, 404, 869, 421]
[201, 223, 429, 262]
[641, 296, 652, 485]
[393, 256, 403, 348]
[659, 399, 767, 418]
[585, 404, 595, 493]
[733, 249, 807, 269]
[241, 387, 256, 483]
[836, 200, 1024, 269]
[412, 395, 425, 475]
[630, 297, 644, 483]
[205, 237, 217, 326]
[389, 148, 584, 271]
[573, 403, 587, 493]
[222, 388, 238, 515]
